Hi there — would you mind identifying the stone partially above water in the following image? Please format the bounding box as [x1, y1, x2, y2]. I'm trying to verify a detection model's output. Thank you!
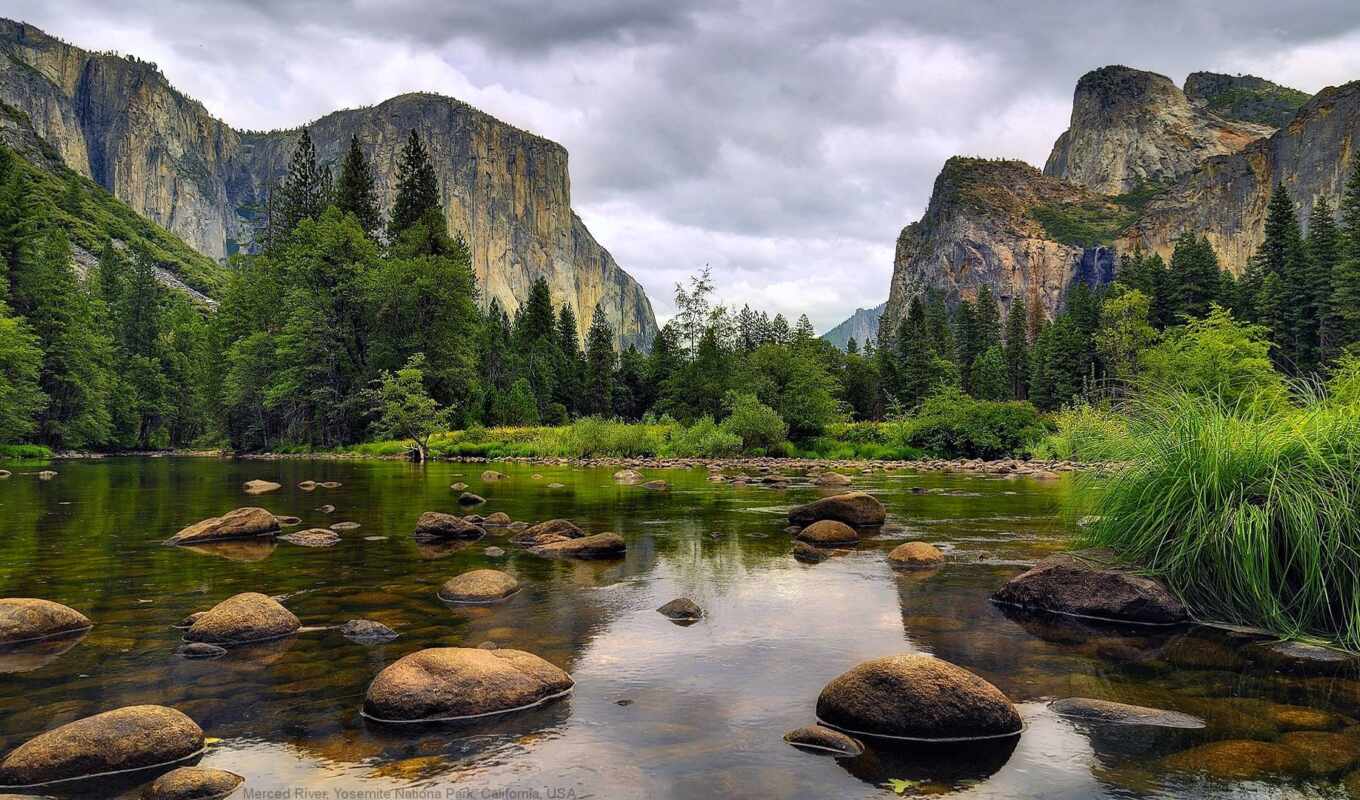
[481, 470, 507, 481]
[813, 472, 852, 487]
[242, 479, 281, 495]
[795, 520, 859, 546]
[788, 492, 886, 527]
[783, 724, 864, 757]
[530, 533, 626, 559]
[1248, 640, 1360, 676]
[438, 570, 520, 603]
[339, 619, 399, 643]
[458, 492, 486, 506]
[512, 519, 584, 546]
[280, 529, 341, 547]
[413, 512, 486, 541]
[792, 542, 829, 563]
[991, 550, 1188, 625]
[167, 508, 280, 546]
[816, 653, 1022, 741]
[0, 705, 204, 787]
[143, 767, 243, 800]
[888, 541, 945, 569]
[0, 598, 92, 645]
[1049, 698, 1205, 729]
[657, 598, 703, 621]
[184, 593, 300, 645]
[362, 647, 573, 723]
[175, 643, 227, 660]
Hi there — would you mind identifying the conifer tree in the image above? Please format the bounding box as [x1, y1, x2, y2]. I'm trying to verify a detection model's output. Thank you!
[1253, 186, 1310, 372]
[585, 305, 616, 416]
[953, 298, 979, 392]
[388, 130, 440, 239]
[335, 134, 381, 238]
[1003, 296, 1029, 399]
[1331, 157, 1360, 357]
[897, 297, 936, 407]
[276, 128, 327, 236]
[1306, 197, 1340, 369]
[974, 285, 1002, 352]
[1170, 233, 1222, 322]
[554, 304, 584, 415]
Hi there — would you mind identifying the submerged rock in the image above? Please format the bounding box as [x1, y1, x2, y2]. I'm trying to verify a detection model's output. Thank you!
[813, 472, 853, 487]
[339, 619, 399, 643]
[788, 492, 886, 527]
[991, 550, 1188, 625]
[329, 521, 360, 531]
[0, 705, 204, 787]
[484, 546, 506, 558]
[413, 512, 485, 541]
[167, 508, 280, 546]
[1278, 730, 1360, 775]
[795, 520, 859, 546]
[175, 643, 227, 660]
[450, 482, 468, 491]
[315, 504, 335, 514]
[816, 653, 1022, 741]
[481, 470, 507, 481]
[613, 469, 643, 482]
[458, 492, 486, 506]
[37, 470, 57, 480]
[362, 647, 573, 723]
[438, 570, 520, 603]
[1049, 698, 1204, 729]
[888, 541, 945, 569]
[792, 542, 829, 563]
[184, 593, 300, 645]
[274, 515, 302, 527]
[530, 532, 626, 559]
[483, 512, 512, 526]
[1162, 739, 1307, 780]
[173, 612, 206, 630]
[1248, 640, 1360, 676]
[0, 599, 92, 645]
[143, 767, 243, 800]
[242, 479, 281, 495]
[642, 480, 669, 491]
[657, 598, 703, 621]
[280, 529, 341, 547]
[298, 481, 317, 491]
[512, 519, 584, 546]
[783, 724, 864, 757]
[0, 469, 10, 478]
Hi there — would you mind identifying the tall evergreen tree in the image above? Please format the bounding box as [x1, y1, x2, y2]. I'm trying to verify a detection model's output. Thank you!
[974, 285, 1002, 353]
[1170, 233, 1222, 322]
[1305, 196, 1340, 370]
[1003, 296, 1029, 399]
[1253, 185, 1311, 372]
[584, 305, 615, 416]
[335, 134, 381, 238]
[388, 130, 440, 239]
[276, 128, 328, 236]
[1331, 157, 1360, 358]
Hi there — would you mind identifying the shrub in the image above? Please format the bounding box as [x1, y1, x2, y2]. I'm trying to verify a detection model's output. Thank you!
[893, 388, 1050, 459]
[665, 416, 742, 458]
[1077, 390, 1360, 649]
[1029, 403, 1131, 461]
[720, 392, 787, 453]
[1139, 307, 1287, 412]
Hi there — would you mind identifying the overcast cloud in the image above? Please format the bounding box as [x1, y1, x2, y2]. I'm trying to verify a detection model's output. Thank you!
[11, 1, 1360, 329]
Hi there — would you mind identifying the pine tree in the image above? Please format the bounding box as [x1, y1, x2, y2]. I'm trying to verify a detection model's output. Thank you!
[1306, 196, 1340, 369]
[335, 134, 381, 238]
[1170, 233, 1222, 322]
[897, 297, 935, 407]
[1253, 186, 1310, 372]
[554, 304, 584, 416]
[1003, 296, 1029, 399]
[276, 128, 327, 236]
[388, 130, 440, 239]
[924, 289, 954, 360]
[1331, 157, 1360, 358]
[584, 305, 615, 416]
[974, 285, 1002, 352]
[970, 346, 1008, 401]
[0, 297, 46, 442]
[793, 314, 816, 348]
[953, 299, 978, 392]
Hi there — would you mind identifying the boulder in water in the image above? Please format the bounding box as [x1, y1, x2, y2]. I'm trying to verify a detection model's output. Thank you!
[413, 512, 485, 540]
[167, 508, 280, 546]
[280, 529, 341, 547]
[513, 519, 584, 546]
[888, 541, 944, 569]
[0, 599, 92, 645]
[783, 724, 864, 757]
[530, 533, 626, 559]
[458, 492, 486, 506]
[184, 593, 300, 645]
[438, 570, 520, 603]
[815, 653, 1022, 741]
[362, 647, 573, 723]
[991, 550, 1188, 625]
[1162, 739, 1308, 780]
[242, 479, 281, 495]
[36, 470, 57, 480]
[657, 598, 703, 622]
[339, 619, 399, 643]
[1049, 698, 1204, 729]
[0, 705, 204, 787]
[450, 482, 468, 491]
[792, 542, 829, 563]
[142, 767, 243, 800]
[175, 643, 227, 660]
[481, 470, 507, 481]
[788, 492, 886, 527]
[642, 480, 669, 491]
[813, 472, 852, 487]
[613, 469, 643, 482]
[483, 512, 512, 526]
[1247, 640, 1360, 676]
[795, 520, 859, 545]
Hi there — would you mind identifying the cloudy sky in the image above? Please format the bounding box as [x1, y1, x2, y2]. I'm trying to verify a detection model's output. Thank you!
[11, 1, 1360, 329]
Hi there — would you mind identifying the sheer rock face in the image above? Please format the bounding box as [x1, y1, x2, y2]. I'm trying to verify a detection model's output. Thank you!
[0, 19, 656, 349]
[1044, 66, 1274, 195]
[883, 158, 1097, 335]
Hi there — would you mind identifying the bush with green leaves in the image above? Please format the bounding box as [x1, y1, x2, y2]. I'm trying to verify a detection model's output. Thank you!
[893, 388, 1050, 459]
[665, 416, 742, 457]
[1028, 403, 1131, 462]
[1139, 306, 1286, 412]
[720, 392, 787, 453]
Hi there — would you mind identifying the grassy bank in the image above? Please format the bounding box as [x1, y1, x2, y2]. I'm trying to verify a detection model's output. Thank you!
[0, 443, 54, 461]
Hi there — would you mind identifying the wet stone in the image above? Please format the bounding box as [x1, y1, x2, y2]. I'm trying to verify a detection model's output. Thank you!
[458, 492, 486, 506]
[176, 642, 227, 660]
[783, 724, 864, 757]
[280, 529, 341, 547]
[657, 598, 703, 622]
[143, 767, 244, 800]
[339, 620, 399, 643]
[330, 521, 361, 531]
[1049, 697, 1205, 729]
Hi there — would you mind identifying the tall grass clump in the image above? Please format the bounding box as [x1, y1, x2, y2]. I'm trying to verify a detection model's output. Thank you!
[1078, 389, 1360, 649]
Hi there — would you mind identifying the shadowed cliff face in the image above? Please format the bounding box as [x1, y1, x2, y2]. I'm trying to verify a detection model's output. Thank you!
[1044, 66, 1274, 195]
[0, 19, 657, 349]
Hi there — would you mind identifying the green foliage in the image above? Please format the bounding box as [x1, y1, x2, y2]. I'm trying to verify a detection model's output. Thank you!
[1095, 287, 1157, 386]
[1077, 390, 1360, 649]
[720, 392, 787, 453]
[1139, 306, 1287, 412]
[334, 134, 381, 238]
[388, 130, 440, 239]
[0, 299, 45, 442]
[743, 341, 839, 439]
[893, 388, 1050, 459]
[1031, 199, 1135, 247]
[365, 353, 450, 461]
[1028, 403, 1131, 462]
[666, 415, 743, 458]
[274, 128, 329, 238]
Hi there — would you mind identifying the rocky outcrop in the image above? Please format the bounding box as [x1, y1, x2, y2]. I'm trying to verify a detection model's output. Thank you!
[821, 303, 885, 351]
[167, 508, 280, 546]
[1183, 71, 1311, 128]
[0, 705, 204, 787]
[992, 550, 1188, 625]
[362, 647, 573, 723]
[0, 19, 657, 349]
[1044, 66, 1274, 195]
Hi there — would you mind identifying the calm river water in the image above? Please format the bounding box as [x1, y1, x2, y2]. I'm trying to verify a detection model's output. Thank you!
[0, 458, 1357, 798]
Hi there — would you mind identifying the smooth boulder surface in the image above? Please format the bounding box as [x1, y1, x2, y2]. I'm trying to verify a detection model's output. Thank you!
[813, 472, 853, 487]
[992, 550, 1188, 625]
[657, 598, 703, 621]
[888, 541, 945, 569]
[413, 512, 486, 541]
[450, 482, 468, 491]
[613, 469, 643, 482]
[339, 619, 399, 643]
[530, 532, 626, 559]
[142, 767, 243, 800]
[458, 492, 486, 506]
[816, 654, 1022, 740]
[0, 705, 204, 787]
[788, 492, 886, 527]
[642, 480, 669, 491]
[167, 508, 280, 546]
[184, 593, 300, 645]
[362, 647, 573, 722]
[1050, 698, 1204, 729]
[792, 542, 829, 563]
[1162, 739, 1307, 780]
[481, 470, 507, 481]
[241, 479, 281, 495]
[783, 724, 864, 757]
[37, 470, 57, 480]
[279, 529, 341, 547]
[512, 519, 584, 546]
[483, 512, 512, 526]
[795, 520, 859, 546]
[0, 599, 92, 645]
[438, 570, 520, 603]
[1248, 640, 1360, 675]
[175, 643, 227, 660]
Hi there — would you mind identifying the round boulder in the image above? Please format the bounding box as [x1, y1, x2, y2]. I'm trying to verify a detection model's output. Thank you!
[339, 619, 398, 643]
[413, 512, 485, 540]
[184, 593, 300, 645]
[450, 482, 468, 491]
[481, 470, 507, 481]
[816, 653, 1022, 740]
[991, 550, 1188, 625]
[512, 519, 584, 546]
[458, 492, 486, 506]
[796, 520, 859, 546]
[793, 542, 829, 563]
[362, 647, 573, 723]
[483, 512, 512, 526]
[1248, 640, 1360, 676]
[280, 529, 341, 547]
[438, 570, 520, 603]
[783, 724, 864, 757]
[530, 532, 626, 559]
[0, 598, 92, 645]
[788, 492, 886, 527]
[657, 598, 703, 622]
[613, 469, 643, 482]
[242, 479, 281, 495]
[888, 541, 944, 569]
[0, 705, 204, 787]
[143, 767, 243, 800]
[642, 480, 669, 491]
[37, 470, 57, 480]
[167, 508, 280, 546]
[813, 472, 852, 487]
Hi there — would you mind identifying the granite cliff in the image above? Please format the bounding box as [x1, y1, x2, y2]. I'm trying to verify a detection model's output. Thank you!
[0, 19, 657, 348]
[821, 302, 885, 351]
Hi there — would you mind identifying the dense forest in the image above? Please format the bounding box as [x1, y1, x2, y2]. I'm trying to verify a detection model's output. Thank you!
[4, 125, 1360, 457]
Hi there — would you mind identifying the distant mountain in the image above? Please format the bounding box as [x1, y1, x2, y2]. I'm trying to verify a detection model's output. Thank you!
[821, 302, 885, 351]
[0, 18, 656, 348]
